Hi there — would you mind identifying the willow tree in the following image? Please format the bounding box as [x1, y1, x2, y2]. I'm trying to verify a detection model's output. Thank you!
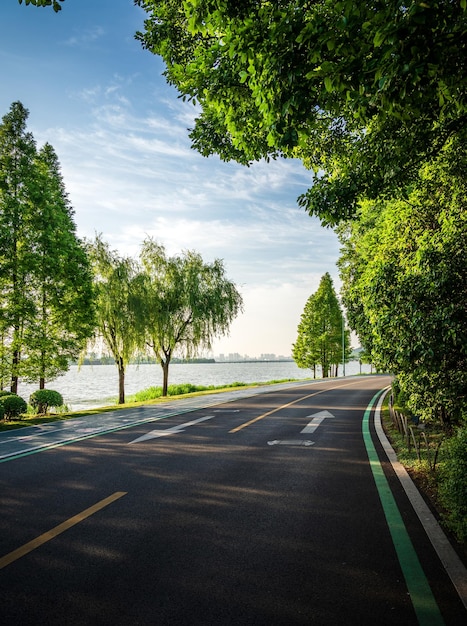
[139, 238, 243, 396]
[293, 273, 350, 378]
[88, 236, 141, 404]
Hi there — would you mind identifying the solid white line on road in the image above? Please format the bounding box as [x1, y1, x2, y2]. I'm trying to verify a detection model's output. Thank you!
[300, 410, 335, 434]
[267, 440, 315, 447]
[128, 415, 214, 444]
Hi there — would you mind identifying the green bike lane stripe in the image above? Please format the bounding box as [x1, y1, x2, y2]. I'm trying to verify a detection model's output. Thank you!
[363, 389, 444, 626]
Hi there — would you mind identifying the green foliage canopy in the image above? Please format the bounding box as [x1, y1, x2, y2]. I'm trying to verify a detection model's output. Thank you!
[18, 0, 64, 12]
[136, 1, 467, 224]
[338, 138, 467, 424]
[0, 393, 27, 420]
[87, 237, 242, 401]
[29, 388, 64, 414]
[0, 102, 36, 392]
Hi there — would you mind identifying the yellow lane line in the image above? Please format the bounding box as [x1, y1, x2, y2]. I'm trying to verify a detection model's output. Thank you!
[0, 491, 127, 570]
[229, 380, 362, 434]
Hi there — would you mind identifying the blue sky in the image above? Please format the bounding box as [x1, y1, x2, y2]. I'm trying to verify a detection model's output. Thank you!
[1, 0, 343, 358]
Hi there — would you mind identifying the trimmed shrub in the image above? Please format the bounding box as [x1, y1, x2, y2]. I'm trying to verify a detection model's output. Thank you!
[438, 426, 467, 542]
[29, 389, 64, 414]
[0, 394, 27, 420]
[0, 402, 4, 420]
[0, 390, 15, 397]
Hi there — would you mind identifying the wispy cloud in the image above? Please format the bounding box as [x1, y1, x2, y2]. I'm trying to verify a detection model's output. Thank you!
[64, 26, 105, 48]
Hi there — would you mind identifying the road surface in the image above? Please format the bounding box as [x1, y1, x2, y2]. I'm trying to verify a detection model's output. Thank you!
[0, 376, 465, 625]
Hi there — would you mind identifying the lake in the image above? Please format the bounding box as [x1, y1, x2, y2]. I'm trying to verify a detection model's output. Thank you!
[17, 360, 373, 411]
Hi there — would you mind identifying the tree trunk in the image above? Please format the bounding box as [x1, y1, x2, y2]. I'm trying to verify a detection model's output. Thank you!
[162, 359, 170, 396]
[10, 375, 18, 394]
[40, 351, 46, 390]
[10, 348, 19, 394]
[118, 358, 125, 404]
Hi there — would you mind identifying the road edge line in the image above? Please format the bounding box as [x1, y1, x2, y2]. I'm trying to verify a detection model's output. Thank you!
[374, 389, 467, 612]
[363, 389, 444, 625]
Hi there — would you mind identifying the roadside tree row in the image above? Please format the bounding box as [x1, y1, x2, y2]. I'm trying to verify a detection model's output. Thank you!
[0, 102, 243, 406]
[337, 136, 467, 426]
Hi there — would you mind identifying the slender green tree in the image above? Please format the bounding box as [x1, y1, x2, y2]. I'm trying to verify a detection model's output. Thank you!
[0, 104, 95, 392]
[139, 238, 243, 396]
[21, 144, 95, 388]
[88, 236, 142, 404]
[293, 273, 350, 378]
[292, 326, 320, 379]
[0, 102, 37, 393]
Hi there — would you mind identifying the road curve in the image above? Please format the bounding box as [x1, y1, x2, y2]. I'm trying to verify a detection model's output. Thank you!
[0, 376, 465, 625]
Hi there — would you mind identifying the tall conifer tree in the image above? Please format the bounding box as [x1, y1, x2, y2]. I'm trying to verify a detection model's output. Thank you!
[0, 102, 37, 392]
[22, 143, 95, 388]
[0, 102, 95, 392]
[293, 273, 350, 378]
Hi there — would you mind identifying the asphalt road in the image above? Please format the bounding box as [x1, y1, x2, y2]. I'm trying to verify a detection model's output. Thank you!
[0, 376, 465, 625]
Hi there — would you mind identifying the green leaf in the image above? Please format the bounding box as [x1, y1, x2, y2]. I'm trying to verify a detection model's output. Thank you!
[378, 76, 388, 90]
[373, 30, 386, 47]
[324, 76, 333, 92]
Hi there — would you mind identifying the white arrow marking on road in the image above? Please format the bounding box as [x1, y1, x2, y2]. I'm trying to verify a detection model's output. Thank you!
[129, 415, 214, 444]
[301, 410, 335, 434]
[267, 440, 315, 447]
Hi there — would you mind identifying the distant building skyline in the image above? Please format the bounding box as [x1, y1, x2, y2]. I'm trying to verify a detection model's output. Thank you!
[215, 353, 293, 362]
